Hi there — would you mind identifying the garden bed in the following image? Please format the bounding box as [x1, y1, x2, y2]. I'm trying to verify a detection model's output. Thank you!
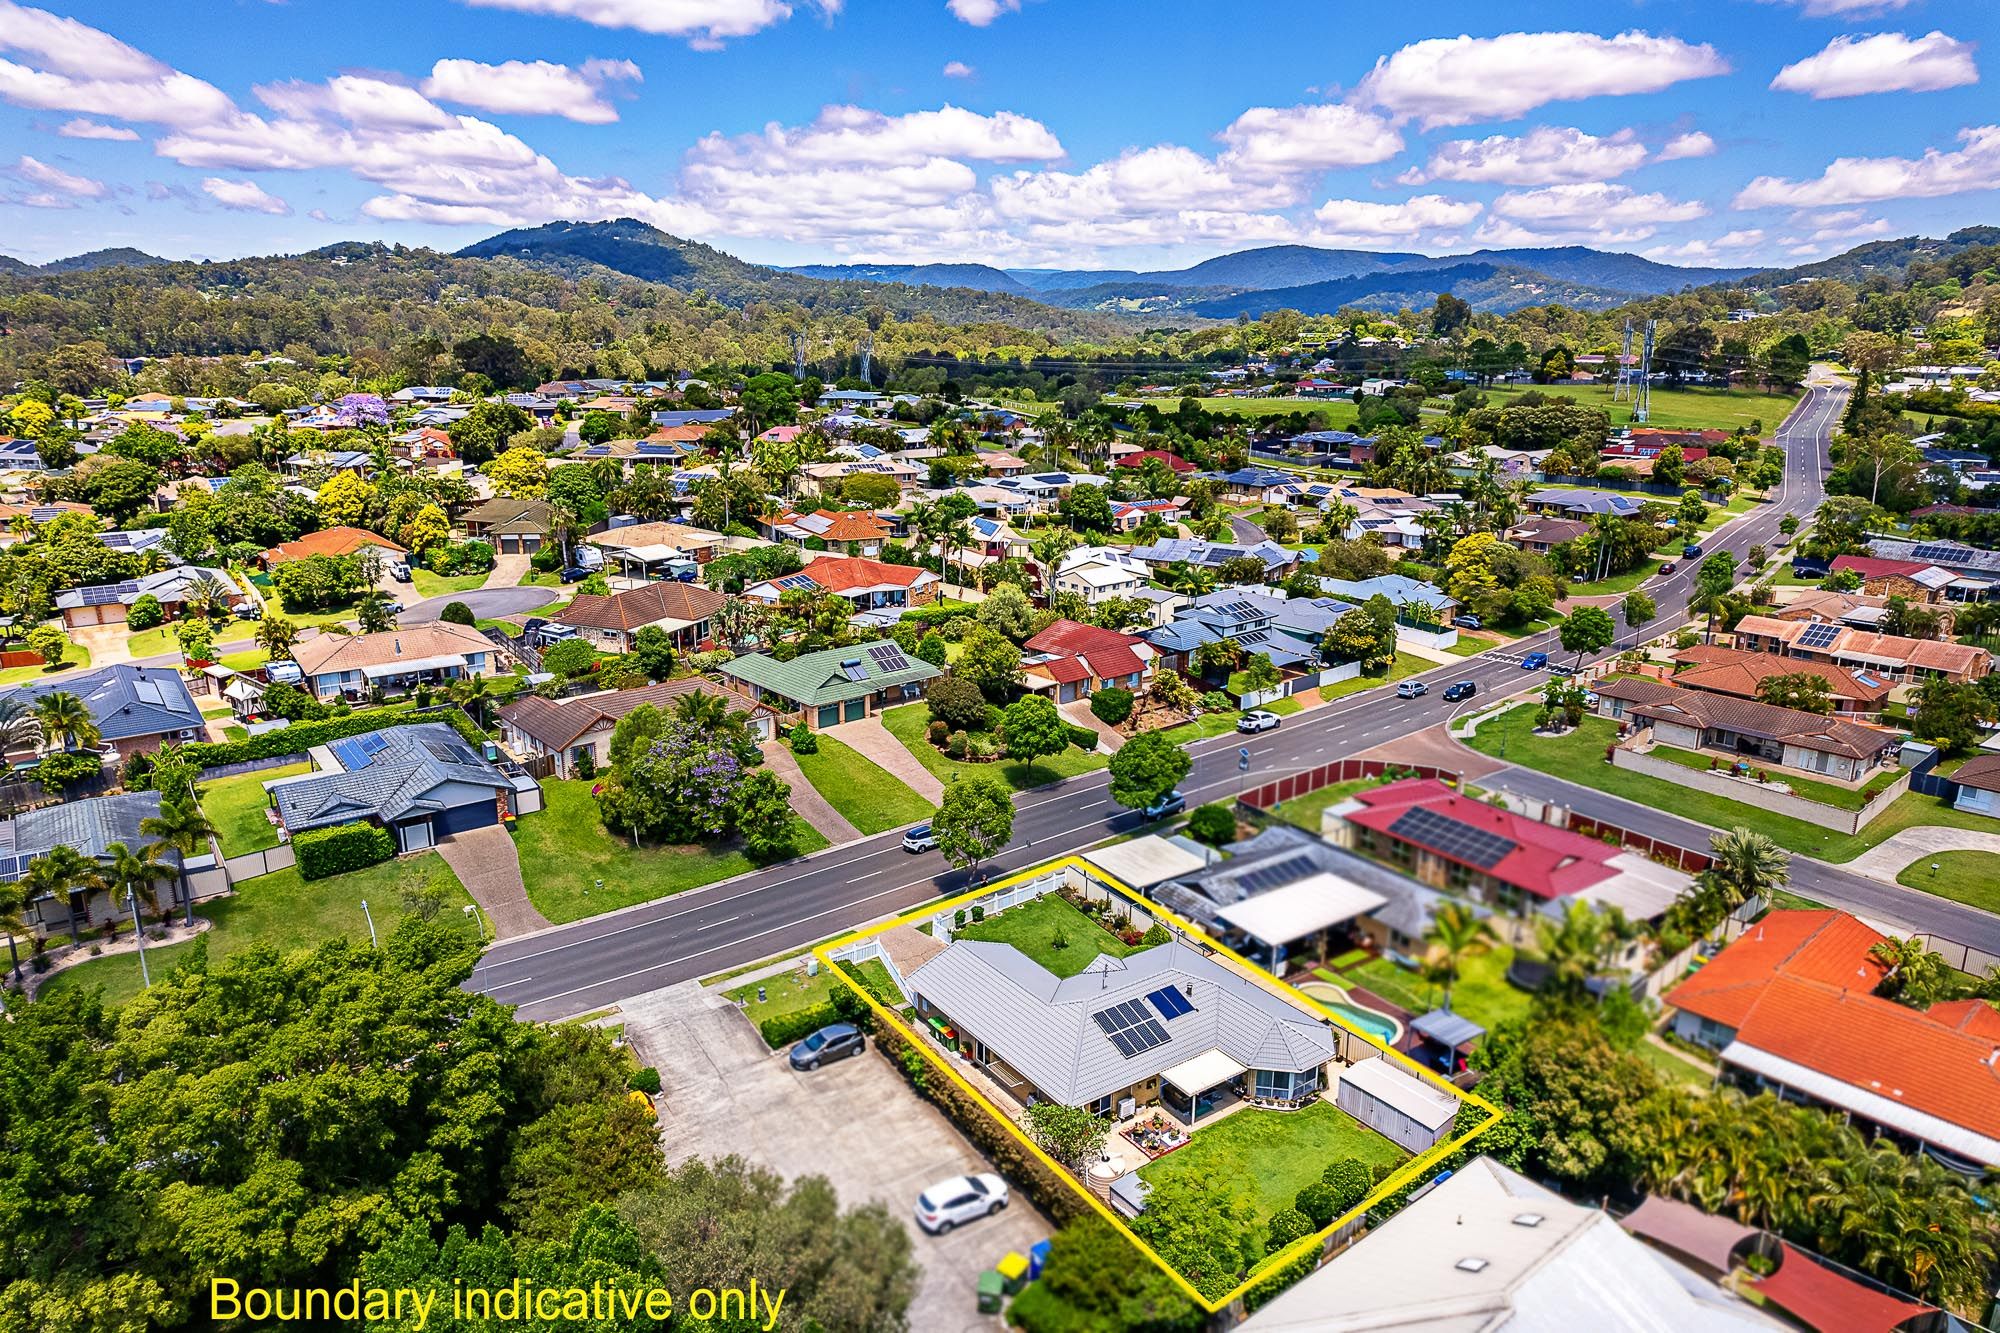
[952, 892, 1152, 979]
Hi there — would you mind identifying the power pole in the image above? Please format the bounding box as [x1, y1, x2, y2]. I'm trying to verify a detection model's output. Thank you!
[1635, 320, 1655, 424]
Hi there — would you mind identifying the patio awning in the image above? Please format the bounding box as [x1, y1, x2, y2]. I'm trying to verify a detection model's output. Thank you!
[1411, 1009, 1485, 1050]
[1619, 1194, 1758, 1276]
[1753, 1243, 1934, 1333]
[1084, 836, 1210, 890]
[1160, 1048, 1247, 1097]
[359, 653, 468, 679]
[1213, 872, 1387, 945]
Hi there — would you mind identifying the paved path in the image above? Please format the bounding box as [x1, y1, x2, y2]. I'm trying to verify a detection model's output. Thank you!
[483, 554, 533, 590]
[1842, 826, 2000, 885]
[1229, 514, 1269, 544]
[436, 825, 550, 939]
[760, 741, 861, 844]
[824, 715, 946, 804]
[399, 586, 552, 625]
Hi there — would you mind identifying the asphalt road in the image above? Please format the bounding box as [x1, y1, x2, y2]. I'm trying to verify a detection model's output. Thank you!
[474, 375, 1997, 1020]
[399, 585, 557, 625]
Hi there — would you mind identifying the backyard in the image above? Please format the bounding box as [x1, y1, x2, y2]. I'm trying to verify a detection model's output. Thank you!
[791, 734, 933, 835]
[511, 778, 829, 923]
[881, 703, 1108, 792]
[201, 760, 312, 856]
[1137, 1098, 1406, 1237]
[1271, 776, 1392, 834]
[1340, 947, 1534, 1033]
[954, 892, 1151, 979]
[1896, 851, 2000, 915]
[35, 853, 479, 1008]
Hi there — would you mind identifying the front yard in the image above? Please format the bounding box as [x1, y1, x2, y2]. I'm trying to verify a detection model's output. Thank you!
[881, 702, 1107, 792]
[1153, 694, 1302, 745]
[1316, 651, 1431, 702]
[1137, 1099, 1406, 1237]
[953, 892, 1151, 979]
[411, 569, 491, 599]
[1895, 851, 2000, 914]
[791, 734, 933, 835]
[36, 853, 478, 1008]
[0, 641, 90, 684]
[201, 760, 311, 856]
[511, 778, 830, 923]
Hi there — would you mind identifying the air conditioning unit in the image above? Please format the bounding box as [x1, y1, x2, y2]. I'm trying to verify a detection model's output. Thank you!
[178, 729, 198, 739]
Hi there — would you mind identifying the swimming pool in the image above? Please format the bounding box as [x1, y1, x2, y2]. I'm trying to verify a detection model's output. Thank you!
[1298, 981, 1402, 1045]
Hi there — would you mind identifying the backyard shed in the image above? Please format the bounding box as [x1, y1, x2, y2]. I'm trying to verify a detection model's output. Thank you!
[1335, 1056, 1460, 1153]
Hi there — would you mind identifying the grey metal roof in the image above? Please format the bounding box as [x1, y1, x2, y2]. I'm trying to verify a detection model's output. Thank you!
[903, 936, 1339, 1107]
[273, 722, 511, 833]
[0, 790, 174, 883]
[1411, 1009, 1486, 1048]
[2, 664, 202, 742]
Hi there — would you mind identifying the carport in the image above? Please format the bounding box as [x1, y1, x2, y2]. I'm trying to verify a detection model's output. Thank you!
[1214, 871, 1387, 974]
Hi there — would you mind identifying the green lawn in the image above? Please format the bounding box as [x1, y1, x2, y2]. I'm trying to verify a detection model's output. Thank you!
[1896, 851, 2000, 914]
[1463, 708, 1989, 862]
[1565, 560, 1661, 597]
[954, 893, 1147, 979]
[1644, 744, 1902, 811]
[1154, 695, 1303, 746]
[1317, 651, 1430, 702]
[0, 641, 90, 684]
[791, 734, 933, 835]
[217, 647, 270, 672]
[1109, 396, 1364, 427]
[1272, 777, 1389, 834]
[1138, 1099, 1406, 1233]
[880, 703, 1107, 792]
[201, 760, 311, 856]
[258, 590, 365, 630]
[1480, 382, 1800, 435]
[124, 623, 258, 660]
[519, 570, 565, 588]
[512, 779, 829, 923]
[728, 962, 837, 1027]
[412, 569, 491, 599]
[1636, 1039, 1715, 1090]
[1344, 947, 1532, 1032]
[36, 853, 478, 1008]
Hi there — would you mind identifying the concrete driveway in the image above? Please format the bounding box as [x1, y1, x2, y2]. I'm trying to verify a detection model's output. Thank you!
[436, 825, 550, 939]
[398, 586, 555, 625]
[621, 980, 1050, 1333]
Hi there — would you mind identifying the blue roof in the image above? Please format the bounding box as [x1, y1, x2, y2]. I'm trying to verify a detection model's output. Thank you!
[274, 722, 513, 834]
[650, 409, 736, 429]
[2, 664, 202, 742]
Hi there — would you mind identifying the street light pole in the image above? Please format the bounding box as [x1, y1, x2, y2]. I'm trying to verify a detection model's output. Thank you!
[127, 889, 150, 990]
[360, 899, 378, 948]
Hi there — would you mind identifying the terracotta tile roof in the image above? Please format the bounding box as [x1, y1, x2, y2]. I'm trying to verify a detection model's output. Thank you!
[498, 679, 771, 751]
[788, 509, 892, 543]
[1928, 999, 2000, 1040]
[1831, 554, 1934, 580]
[1592, 676, 1681, 706]
[1766, 590, 1885, 622]
[1669, 647, 1891, 706]
[293, 621, 495, 676]
[1115, 449, 1197, 473]
[645, 423, 711, 443]
[1733, 615, 1989, 677]
[1025, 618, 1149, 682]
[1950, 754, 2000, 794]
[1342, 777, 1622, 900]
[1627, 689, 1897, 762]
[1666, 910, 1889, 1029]
[264, 526, 406, 563]
[554, 581, 727, 633]
[793, 556, 932, 594]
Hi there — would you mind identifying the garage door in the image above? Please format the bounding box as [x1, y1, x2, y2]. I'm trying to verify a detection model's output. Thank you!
[817, 703, 841, 729]
[843, 698, 866, 723]
[498, 534, 520, 554]
[435, 798, 500, 838]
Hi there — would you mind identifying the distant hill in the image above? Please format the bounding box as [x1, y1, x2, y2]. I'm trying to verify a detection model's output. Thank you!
[782, 262, 1037, 297]
[1454, 246, 1757, 293]
[1742, 227, 2000, 287]
[1180, 262, 1647, 319]
[0, 247, 165, 275]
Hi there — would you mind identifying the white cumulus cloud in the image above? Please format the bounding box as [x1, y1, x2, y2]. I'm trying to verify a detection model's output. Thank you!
[1355, 30, 1729, 129]
[1644, 230, 1766, 262]
[423, 58, 641, 124]
[56, 116, 137, 140]
[1735, 124, 2000, 207]
[1658, 131, 1716, 160]
[452, 0, 827, 47]
[942, 60, 974, 78]
[1215, 102, 1403, 177]
[1402, 126, 1650, 186]
[1475, 181, 1707, 244]
[1308, 194, 1482, 248]
[947, 0, 1018, 25]
[1771, 31, 1978, 99]
[202, 176, 290, 214]
[0, 0, 234, 126]
[7, 151, 107, 206]
[1770, 0, 1915, 16]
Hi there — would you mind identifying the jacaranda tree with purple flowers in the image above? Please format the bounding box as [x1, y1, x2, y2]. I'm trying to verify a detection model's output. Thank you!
[597, 717, 788, 854]
[334, 393, 389, 428]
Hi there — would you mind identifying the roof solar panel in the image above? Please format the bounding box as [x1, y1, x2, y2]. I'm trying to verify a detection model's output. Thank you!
[1910, 542, 1972, 564]
[1234, 854, 1320, 895]
[1147, 986, 1194, 1020]
[1387, 806, 1517, 871]
[1797, 622, 1841, 650]
[1092, 1001, 1172, 1057]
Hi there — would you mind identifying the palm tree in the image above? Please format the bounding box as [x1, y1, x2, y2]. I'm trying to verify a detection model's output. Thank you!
[0, 694, 43, 760]
[1868, 936, 1956, 1007]
[22, 845, 105, 946]
[587, 455, 625, 496]
[185, 573, 236, 621]
[1700, 827, 1788, 916]
[1029, 526, 1079, 592]
[255, 614, 300, 661]
[140, 793, 217, 926]
[103, 839, 171, 924]
[452, 673, 493, 729]
[0, 876, 31, 985]
[356, 592, 396, 634]
[1321, 500, 1359, 543]
[673, 689, 731, 729]
[33, 691, 97, 753]
[1423, 900, 1493, 1014]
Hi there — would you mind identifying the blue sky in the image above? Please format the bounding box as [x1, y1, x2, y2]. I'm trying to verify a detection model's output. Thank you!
[1, 0, 1997, 271]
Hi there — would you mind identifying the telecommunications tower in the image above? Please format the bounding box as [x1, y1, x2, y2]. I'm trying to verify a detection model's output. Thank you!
[1635, 320, 1656, 424]
[1613, 319, 1636, 403]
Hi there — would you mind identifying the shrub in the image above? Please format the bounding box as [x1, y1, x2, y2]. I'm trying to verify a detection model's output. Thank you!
[1322, 1158, 1373, 1213]
[573, 749, 597, 780]
[439, 601, 476, 626]
[955, 908, 967, 928]
[627, 1066, 662, 1094]
[541, 637, 598, 677]
[1065, 723, 1098, 750]
[756, 1000, 842, 1049]
[1294, 1181, 1339, 1227]
[914, 632, 948, 666]
[1140, 922, 1169, 947]
[1200, 690, 1233, 712]
[945, 730, 969, 759]
[293, 820, 395, 880]
[924, 675, 988, 732]
[126, 594, 164, 631]
[33, 749, 106, 793]
[1266, 1207, 1315, 1254]
[1186, 803, 1237, 845]
[182, 709, 485, 770]
[927, 719, 949, 748]
[788, 721, 819, 754]
[1088, 687, 1134, 726]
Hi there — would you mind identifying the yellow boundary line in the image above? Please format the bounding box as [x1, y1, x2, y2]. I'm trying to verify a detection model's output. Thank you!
[814, 853, 1502, 1313]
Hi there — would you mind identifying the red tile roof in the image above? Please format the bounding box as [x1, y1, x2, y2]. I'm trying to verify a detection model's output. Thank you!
[1341, 777, 1623, 900]
[264, 526, 406, 563]
[1665, 910, 1889, 1028]
[1025, 619, 1149, 681]
[795, 556, 930, 593]
[1830, 554, 1933, 579]
[1671, 647, 1891, 706]
[1116, 449, 1198, 474]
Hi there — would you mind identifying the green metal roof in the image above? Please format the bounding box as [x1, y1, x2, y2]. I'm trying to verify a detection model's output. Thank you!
[720, 639, 941, 707]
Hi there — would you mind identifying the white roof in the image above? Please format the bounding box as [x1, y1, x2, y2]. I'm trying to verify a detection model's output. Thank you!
[1719, 1041, 2000, 1166]
[1214, 871, 1389, 945]
[1339, 1056, 1460, 1131]
[1082, 836, 1210, 890]
[358, 653, 470, 678]
[1574, 854, 1691, 921]
[1063, 561, 1142, 588]
[1159, 1047, 1247, 1097]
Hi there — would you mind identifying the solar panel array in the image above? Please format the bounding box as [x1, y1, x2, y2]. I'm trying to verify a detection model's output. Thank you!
[1092, 1000, 1170, 1058]
[1232, 853, 1320, 895]
[1797, 622, 1842, 650]
[868, 643, 912, 673]
[79, 581, 140, 606]
[1387, 806, 1518, 870]
[775, 573, 818, 591]
[1910, 543, 1973, 564]
[1147, 985, 1194, 1020]
[838, 659, 867, 682]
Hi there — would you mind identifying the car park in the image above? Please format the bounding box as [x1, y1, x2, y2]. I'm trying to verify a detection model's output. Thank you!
[1451, 614, 1482, 630]
[1520, 652, 1549, 670]
[914, 1173, 1009, 1234]
[1394, 680, 1428, 699]
[1236, 710, 1281, 733]
[1442, 681, 1477, 702]
[788, 1022, 865, 1071]
[1144, 790, 1187, 819]
[901, 823, 938, 853]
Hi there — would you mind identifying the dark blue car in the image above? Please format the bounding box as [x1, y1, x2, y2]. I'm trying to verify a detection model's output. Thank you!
[1520, 652, 1549, 670]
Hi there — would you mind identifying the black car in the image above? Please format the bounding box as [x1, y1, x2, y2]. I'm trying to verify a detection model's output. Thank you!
[1442, 681, 1477, 702]
[789, 1022, 865, 1070]
[560, 566, 594, 583]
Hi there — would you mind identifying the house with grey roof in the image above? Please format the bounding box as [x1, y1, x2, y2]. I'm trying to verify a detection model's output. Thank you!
[719, 638, 940, 730]
[903, 932, 1345, 1126]
[1, 790, 186, 938]
[3, 663, 204, 761]
[271, 722, 527, 854]
[56, 564, 243, 629]
[1129, 536, 1298, 579]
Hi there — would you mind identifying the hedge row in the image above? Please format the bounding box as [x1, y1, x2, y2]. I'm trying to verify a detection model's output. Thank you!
[294, 820, 395, 881]
[757, 1001, 843, 1049]
[189, 708, 485, 772]
[896, 600, 978, 628]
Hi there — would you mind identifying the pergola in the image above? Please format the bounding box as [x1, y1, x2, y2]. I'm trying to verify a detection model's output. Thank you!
[1158, 1048, 1248, 1126]
[1214, 871, 1387, 972]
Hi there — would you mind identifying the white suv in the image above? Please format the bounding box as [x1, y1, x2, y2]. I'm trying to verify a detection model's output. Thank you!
[914, 1173, 1009, 1234]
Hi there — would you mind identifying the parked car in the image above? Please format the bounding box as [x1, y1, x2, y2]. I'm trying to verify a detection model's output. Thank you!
[560, 566, 593, 583]
[1658, 561, 1677, 576]
[914, 1173, 1009, 1234]
[1236, 710, 1281, 733]
[1395, 680, 1429, 699]
[1451, 614, 1482, 630]
[1520, 652, 1549, 670]
[1144, 790, 1187, 819]
[235, 603, 263, 621]
[1442, 681, 1478, 702]
[788, 1022, 865, 1071]
[901, 823, 938, 853]
[389, 561, 413, 583]
[1682, 543, 1702, 559]
[380, 600, 403, 616]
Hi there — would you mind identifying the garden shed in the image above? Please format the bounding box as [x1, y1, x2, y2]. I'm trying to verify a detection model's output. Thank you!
[1335, 1056, 1460, 1154]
